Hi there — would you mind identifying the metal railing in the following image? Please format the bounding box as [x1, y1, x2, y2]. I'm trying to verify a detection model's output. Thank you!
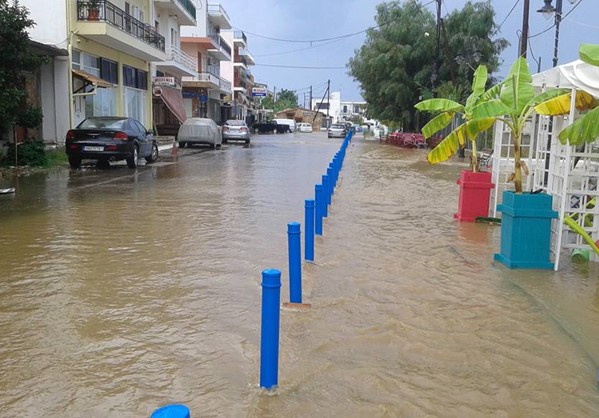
[207, 33, 231, 57]
[76, 1, 165, 52]
[207, 4, 230, 24]
[175, 0, 196, 20]
[234, 56, 248, 66]
[192, 72, 231, 92]
[168, 45, 196, 71]
[233, 30, 247, 44]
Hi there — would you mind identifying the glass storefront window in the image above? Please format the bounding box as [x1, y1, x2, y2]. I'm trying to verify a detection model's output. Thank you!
[124, 87, 146, 125]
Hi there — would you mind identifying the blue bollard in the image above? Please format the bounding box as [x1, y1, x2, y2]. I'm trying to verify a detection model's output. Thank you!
[322, 175, 329, 216]
[151, 404, 190, 418]
[315, 184, 324, 235]
[260, 268, 281, 390]
[328, 166, 335, 193]
[287, 222, 302, 303]
[305, 199, 315, 261]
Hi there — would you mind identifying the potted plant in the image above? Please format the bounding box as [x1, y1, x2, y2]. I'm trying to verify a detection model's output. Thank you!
[415, 65, 497, 222]
[476, 57, 579, 269]
[87, 0, 101, 21]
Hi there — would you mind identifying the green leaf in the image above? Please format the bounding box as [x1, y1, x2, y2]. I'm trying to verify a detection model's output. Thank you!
[480, 82, 502, 101]
[427, 118, 495, 164]
[500, 57, 534, 115]
[415, 98, 464, 113]
[471, 99, 512, 119]
[465, 65, 488, 111]
[580, 43, 599, 67]
[527, 88, 570, 109]
[558, 106, 599, 146]
[421, 112, 454, 139]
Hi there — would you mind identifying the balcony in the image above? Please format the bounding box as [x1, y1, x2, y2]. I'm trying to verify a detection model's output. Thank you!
[207, 34, 231, 61]
[155, 45, 197, 77]
[234, 56, 248, 68]
[76, 1, 166, 62]
[238, 48, 255, 65]
[207, 4, 232, 29]
[154, 0, 196, 26]
[233, 30, 247, 47]
[182, 72, 231, 94]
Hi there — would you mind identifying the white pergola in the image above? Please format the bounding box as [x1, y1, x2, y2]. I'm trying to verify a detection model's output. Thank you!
[491, 60, 599, 270]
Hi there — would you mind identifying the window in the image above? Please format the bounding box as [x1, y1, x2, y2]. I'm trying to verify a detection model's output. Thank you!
[123, 65, 148, 90]
[354, 105, 360, 113]
[100, 58, 118, 84]
[343, 105, 348, 113]
[124, 87, 146, 124]
[72, 50, 80, 70]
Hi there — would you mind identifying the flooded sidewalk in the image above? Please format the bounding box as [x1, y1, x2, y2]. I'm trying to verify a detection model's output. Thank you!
[0, 135, 598, 416]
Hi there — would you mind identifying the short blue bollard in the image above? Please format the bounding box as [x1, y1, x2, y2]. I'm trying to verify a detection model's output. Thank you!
[322, 175, 329, 216]
[315, 184, 324, 235]
[287, 222, 302, 303]
[305, 200, 315, 261]
[260, 268, 282, 390]
[151, 404, 190, 418]
[327, 166, 335, 194]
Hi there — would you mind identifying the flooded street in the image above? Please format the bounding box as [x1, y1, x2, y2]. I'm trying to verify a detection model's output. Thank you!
[1, 132, 599, 417]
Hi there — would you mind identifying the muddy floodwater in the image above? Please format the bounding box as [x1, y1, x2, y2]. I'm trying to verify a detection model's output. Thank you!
[1, 133, 599, 417]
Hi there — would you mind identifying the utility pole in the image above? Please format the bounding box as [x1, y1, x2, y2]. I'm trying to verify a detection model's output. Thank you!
[519, 0, 530, 58]
[432, 0, 441, 96]
[309, 85, 312, 110]
[326, 80, 330, 127]
[552, 0, 563, 67]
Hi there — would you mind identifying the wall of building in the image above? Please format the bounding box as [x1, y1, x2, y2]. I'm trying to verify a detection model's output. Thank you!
[181, 0, 207, 37]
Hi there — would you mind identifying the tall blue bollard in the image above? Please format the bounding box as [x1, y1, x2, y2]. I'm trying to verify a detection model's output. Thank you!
[322, 175, 329, 216]
[151, 404, 190, 418]
[260, 269, 281, 390]
[305, 199, 315, 261]
[287, 222, 302, 303]
[315, 184, 324, 235]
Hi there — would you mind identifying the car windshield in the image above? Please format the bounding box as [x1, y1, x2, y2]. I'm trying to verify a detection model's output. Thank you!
[226, 120, 246, 126]
[79, 118, 127, 130]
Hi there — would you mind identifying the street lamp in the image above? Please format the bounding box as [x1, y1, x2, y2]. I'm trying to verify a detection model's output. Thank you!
[536, 0, 577, 68]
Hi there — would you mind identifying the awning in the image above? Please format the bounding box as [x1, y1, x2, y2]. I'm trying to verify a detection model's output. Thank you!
[72, 69, 112, 88]
[153, 85, 187, 123]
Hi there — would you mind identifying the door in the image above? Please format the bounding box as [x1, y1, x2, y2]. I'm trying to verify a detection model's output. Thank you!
[132, 119, 151, 156]
[73, 96, 86, 127]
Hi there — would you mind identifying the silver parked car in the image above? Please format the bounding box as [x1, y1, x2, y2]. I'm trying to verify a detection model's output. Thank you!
[222, 119, 250, 144]
[327, 123, 347, 138]
[177, 118, 222, 149]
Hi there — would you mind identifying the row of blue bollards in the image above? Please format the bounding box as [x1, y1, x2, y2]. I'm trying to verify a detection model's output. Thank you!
[152, 132, 353, 415]
[258, 130, 353, 391]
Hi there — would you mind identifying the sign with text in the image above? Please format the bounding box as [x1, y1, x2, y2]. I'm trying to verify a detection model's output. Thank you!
[252, 87, 267, 97]
[153, 76, 176, 87]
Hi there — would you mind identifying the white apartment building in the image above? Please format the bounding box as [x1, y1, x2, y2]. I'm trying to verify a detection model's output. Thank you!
[312, 92, 367, 126]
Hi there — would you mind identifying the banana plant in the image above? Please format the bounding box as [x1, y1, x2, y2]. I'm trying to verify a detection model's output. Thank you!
[470, 57, 577, 193]
[557, 43, 599, 145]
[415, 65, 497, 172]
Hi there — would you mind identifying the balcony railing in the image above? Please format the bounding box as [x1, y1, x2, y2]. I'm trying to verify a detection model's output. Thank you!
[207, 4, 230, 23]
[233, 30, 247, 44]
[175, 0, 196, 20]
[168, 45, 196, 71]
[234, 56, 248, 66]
[207, 33, 231, 57]
[219, 77, 231, 92]
[76, 1, 165, 52]
[192, 71, 231, 92]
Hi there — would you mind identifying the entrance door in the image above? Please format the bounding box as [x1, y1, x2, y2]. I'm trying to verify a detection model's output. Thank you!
[73, 96, 85, 127]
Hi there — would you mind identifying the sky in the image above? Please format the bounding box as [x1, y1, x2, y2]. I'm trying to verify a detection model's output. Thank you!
[218, 0, 599, 102]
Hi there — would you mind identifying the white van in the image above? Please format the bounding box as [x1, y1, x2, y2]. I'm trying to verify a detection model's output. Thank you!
[273, 118, 296, 133]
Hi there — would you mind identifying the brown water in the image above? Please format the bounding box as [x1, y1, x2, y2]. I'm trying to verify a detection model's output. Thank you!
[0, 134, 598, 417]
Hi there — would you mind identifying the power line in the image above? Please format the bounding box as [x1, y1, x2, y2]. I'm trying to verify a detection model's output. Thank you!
[236, 0, 437, 45]
[252, 37, 350, 58]
[255, 64, 346, 69]
[494, 0, 520, 35]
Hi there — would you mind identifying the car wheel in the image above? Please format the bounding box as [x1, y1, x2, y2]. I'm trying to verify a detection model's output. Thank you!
[126, 145, 139, 169]
[210, 143, 216, 149]
[146, 143, 159, 163]
[245, 139, 250, 145]
[222, 139, 228, 144]
[68, 156, 81, 169]
[178, 141, 186, 148]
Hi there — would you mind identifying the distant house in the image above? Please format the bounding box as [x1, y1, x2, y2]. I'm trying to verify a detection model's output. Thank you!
[275, 108, 327, 131]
